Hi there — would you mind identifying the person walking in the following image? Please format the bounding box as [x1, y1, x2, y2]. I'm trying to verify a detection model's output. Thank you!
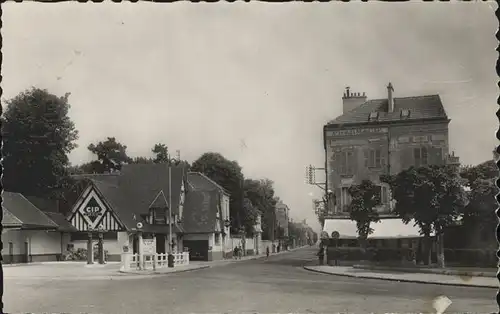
[233, 246, 238, 260]
[266, 246, 270, 259]
[317, 246, 325, 265]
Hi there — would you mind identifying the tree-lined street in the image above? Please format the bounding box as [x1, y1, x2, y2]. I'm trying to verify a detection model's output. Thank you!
[4, 247, 496, 313]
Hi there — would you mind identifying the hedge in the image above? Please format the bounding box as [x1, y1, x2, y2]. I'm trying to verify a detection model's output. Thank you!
[444, 249, 497, 267]
[325, 246, 497, 267]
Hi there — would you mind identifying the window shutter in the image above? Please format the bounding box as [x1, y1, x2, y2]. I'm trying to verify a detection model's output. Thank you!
[428, 146, 444, 166]
[363, 149, 369, 168]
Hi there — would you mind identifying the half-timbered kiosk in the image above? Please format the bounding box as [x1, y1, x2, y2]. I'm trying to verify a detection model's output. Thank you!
[67, 164, 189, 268]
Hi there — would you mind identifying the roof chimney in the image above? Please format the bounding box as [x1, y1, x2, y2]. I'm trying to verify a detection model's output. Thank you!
[387, 82, 394, 112]
[342, 86, 367, 114]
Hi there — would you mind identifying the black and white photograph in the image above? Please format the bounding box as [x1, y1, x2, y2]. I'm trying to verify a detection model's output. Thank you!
[0, 2, 498, 313]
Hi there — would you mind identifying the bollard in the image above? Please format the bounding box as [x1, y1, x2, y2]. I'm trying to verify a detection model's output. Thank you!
[168, 253, 175, 268]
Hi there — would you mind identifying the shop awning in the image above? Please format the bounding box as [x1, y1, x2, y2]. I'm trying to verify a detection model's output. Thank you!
[323, 218, 433, 240]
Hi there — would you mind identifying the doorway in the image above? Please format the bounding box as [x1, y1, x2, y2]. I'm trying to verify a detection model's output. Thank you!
[156, 234, 166, 254]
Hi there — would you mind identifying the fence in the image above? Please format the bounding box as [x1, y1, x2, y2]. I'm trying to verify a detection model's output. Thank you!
[120, 252, 190, 271]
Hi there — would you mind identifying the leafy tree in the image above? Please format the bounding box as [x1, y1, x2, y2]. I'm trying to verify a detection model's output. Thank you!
[2, 88, 79, 198]
[191, 152, 251, 233]
[459, 160, 498, 244]
[242, 197, 260, 235]
[87, 137, 132, 173]
[381, 165, 467, 267]
[347, 180, 381, 249]
[243, 178, 278, 240]
[152, 143, 170, 163]
[130, 156, 154, 164]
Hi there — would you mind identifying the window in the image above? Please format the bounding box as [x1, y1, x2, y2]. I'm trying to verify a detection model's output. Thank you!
[369, 112, 379, 121]
[400, 109, 410, 118]
[214, 233, 221, 245]
[336, 151, 354, 175]
[381, 186, 389, 204]
[364, 149, 383, 168]
[414, 147, 428, 167]
[340, 187, 352, 211]
[153, 209, 166, 224]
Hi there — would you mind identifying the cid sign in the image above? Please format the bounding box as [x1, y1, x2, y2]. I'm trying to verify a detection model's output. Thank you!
[81, 197, 104, 223]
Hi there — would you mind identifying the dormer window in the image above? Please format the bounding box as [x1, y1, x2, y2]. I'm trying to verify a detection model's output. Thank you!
[368, 112, 379, 121]
[400, 109, 410, 118]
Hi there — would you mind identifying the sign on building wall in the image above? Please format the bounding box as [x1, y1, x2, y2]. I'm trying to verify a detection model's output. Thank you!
[326, 127, 388, 138]
[143, 239, 156, 255]
[70, 187, 122, 232]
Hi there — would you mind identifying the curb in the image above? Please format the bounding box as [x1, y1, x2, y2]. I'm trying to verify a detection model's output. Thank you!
[302, 266, 498, 289]
[119, 265, 210, 276]
[352, 265, 498, 278]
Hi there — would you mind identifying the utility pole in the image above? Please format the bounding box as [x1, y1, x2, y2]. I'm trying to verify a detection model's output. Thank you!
[305, 164, 333, 223]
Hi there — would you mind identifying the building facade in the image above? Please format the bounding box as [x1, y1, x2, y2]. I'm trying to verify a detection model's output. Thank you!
[275, 201, 289, 238]
[323, 83, 456, 216]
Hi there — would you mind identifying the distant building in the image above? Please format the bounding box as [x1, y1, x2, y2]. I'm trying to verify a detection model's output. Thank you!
[275, 201, 290, 238]
[323, 83, 457, 216]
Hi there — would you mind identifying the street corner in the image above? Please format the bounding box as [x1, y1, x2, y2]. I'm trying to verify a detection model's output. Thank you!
[119, 264, 210, 276]
[302, 265, 499, 289]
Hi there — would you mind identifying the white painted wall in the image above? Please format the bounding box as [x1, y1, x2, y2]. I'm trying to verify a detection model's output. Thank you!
[2, 230, 70, 255]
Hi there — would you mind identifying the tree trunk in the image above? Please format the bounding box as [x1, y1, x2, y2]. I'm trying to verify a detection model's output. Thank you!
[423, 233, 431, 266]
[437, 233, 445, 268]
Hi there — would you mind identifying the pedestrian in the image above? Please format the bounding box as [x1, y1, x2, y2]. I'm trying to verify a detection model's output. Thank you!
[266, 246, 270, 259]
[317, 246, 325, 265]
[233, 246, 238, 260]
[238, 245, 242, 259]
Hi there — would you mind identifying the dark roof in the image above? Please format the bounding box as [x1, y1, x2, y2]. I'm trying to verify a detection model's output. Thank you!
[327, 95, 448, 126]
[187, 172, 230, 196]
[183, 190, 220, 233]
[24, 196, 59, 213]
[44, 212, 78, 232]
[2, 192, 58, 229]
[72, 164, 187, 231]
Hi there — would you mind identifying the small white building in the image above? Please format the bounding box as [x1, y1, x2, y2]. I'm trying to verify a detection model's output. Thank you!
[2, 192, 77, 263]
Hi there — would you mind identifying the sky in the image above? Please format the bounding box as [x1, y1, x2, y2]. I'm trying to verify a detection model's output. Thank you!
[2, 2, 497, 232]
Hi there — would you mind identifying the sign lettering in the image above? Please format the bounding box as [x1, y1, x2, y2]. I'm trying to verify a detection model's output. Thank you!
[77, 191, 108, 230]
[326, 128, 388, 138]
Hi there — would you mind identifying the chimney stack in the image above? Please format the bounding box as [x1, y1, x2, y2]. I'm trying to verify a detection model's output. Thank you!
[387, 82, 394, 112]
[342, 86, 367, 114]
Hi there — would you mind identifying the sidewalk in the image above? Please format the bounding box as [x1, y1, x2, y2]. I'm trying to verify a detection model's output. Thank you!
[352, 264, 497, 278]
[303, 265, 499, 288]
[120, 246, 309, 275]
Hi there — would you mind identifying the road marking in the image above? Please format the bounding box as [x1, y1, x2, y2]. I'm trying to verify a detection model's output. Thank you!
[433, 295, 452, 314]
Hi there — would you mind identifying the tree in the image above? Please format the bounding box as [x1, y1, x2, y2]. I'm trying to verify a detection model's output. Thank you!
[381, 165, 468, 267]
[152, 143, 170, 164]
[130, 156, 154, 164]
[460, 160, 498, 242]
[347, 180, 381, 249]
[243, 178, 278, 240]
[2, 88, 79, 198]
[191, 152, 252, 233]
[87, 137, 132, 173]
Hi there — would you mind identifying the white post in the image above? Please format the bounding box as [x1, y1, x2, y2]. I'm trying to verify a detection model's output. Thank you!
[138, 232, 143, 270]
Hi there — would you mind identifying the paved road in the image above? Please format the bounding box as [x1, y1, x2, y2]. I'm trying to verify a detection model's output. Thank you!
[4, 247, 498, 313]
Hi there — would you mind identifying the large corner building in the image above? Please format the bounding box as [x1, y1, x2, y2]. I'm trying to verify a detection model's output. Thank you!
[322, 83, 458, 241]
